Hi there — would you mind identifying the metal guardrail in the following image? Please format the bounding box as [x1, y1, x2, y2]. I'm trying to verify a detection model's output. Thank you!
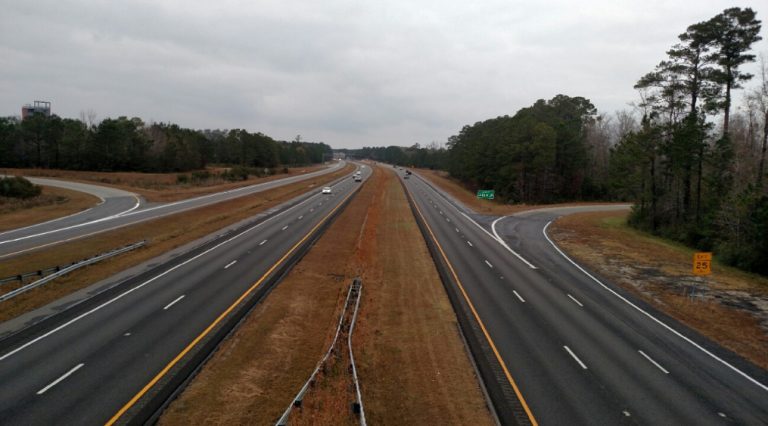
[276, 277, 365, 426]
[0, 241, 146, 303]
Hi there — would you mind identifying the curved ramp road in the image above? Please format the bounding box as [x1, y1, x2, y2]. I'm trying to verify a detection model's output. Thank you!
[0, 165, 369, 425]
[0, 176, 142, 239]
[403, 172, 768, 425]
[0, 162, 344, 258]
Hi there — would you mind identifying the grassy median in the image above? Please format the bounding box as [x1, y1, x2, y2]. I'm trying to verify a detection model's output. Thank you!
[159, 164, 493, 425]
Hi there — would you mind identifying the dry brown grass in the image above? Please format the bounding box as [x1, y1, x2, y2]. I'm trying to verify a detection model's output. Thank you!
[550, 210, 768, 370]
[159, 163, 493, 425]
[5, 164, 328, 202]
[0, 186, 100, 232]
[417, 168, 621, 215]
[0, 164, 354, 323]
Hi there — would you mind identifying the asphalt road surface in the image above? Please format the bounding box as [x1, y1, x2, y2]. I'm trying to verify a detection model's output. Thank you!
[0, 162, 344, 259]
[403, 171, 768, 425]
[0, 164, 369, 425]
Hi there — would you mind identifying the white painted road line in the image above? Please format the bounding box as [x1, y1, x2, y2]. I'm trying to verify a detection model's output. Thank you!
[259, 240, 267, 246]
[467, 241, 473, 247]
[298, 215, 303, 220]
[542, 221, 768, 392]
[485, 260, 494, 268]
[638, 350, 670, 374]
[224, 260, 237, 269]
[163, 295, 185, 310]
[487, 216, 538, 269]
[37, 363, 84, 395]
[513, 290, 525, 303]
[564, 346, 588, 369]
[455, 228, 460, 233]
[282, 225, 288, 231]
[568, 294, 584, 307]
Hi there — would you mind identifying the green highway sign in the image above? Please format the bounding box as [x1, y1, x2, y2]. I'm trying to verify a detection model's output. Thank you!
[477, 189, 495, 200]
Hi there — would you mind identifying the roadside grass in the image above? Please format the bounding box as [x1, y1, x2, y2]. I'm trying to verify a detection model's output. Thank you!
[0, 164, 354, 323]
[4, 164, 328, 202]
[550, 210, 768, 370]
[0, 186, 100, 232]
[159, 164, 493, 425]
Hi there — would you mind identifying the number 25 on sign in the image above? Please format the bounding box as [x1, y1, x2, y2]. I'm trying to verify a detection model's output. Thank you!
[693, 252, 712, 276]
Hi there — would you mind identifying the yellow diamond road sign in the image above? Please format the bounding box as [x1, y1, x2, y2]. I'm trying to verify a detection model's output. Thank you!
[693, 252, 712, 276]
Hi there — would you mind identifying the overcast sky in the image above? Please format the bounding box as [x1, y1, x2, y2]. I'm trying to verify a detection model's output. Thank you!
[1, 1, 766, 149]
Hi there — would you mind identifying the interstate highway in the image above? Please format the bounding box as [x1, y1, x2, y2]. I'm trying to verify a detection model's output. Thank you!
[0, 161, 344, 259]
[402, 171, 768, 425]
[0, 164, 369, 425]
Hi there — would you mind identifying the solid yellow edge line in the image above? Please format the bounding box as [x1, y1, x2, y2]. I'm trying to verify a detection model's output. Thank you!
[106, 188, 357, 426]
[408, 185, 539, 426]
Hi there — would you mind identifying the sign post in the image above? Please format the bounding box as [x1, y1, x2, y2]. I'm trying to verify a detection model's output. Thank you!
[690, 252, 712, 302]
[692, 252, 712, 276]
[476, 190, 495, 200]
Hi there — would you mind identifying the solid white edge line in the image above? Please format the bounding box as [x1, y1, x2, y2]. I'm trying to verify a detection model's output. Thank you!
[564, 345, 588, 369]
[0, 187, 324, 362]
[542, 221, 768, 392]
[568, 294, 584, 307]
[224, 260, 237, 269]
[489, 216, 538, 269]
[37, 363, 84, 395]
[163, 295, 185, 310]
[638, 350, 670, 374]
[513, 290, 526, 303]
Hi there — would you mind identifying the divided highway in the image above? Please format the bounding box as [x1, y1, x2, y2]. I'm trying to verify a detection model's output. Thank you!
[0, 164, 369, 425]
[402, 171, 768, 425]
[0, 161, 344, 259]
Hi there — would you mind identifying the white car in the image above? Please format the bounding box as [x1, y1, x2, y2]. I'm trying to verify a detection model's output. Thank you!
[321, 186, 332, 194]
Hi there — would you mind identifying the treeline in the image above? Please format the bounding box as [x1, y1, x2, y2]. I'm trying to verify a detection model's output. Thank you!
[0, 115, 331, 172]
[613, 7, 766, 273]
[340, 144, 448, 170]
[446, 95, 602, 203]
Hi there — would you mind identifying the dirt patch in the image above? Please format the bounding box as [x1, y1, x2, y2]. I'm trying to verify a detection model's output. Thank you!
[4, 164, 328, 202]
[0, 164, 354, 323]
[159, 164, 493, 425]
[417, 168, 617, 215]
[0, 186, 100, 232]
[549, 210, 768, 370]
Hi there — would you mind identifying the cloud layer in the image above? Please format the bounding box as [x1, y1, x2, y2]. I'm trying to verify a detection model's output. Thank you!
[2, 1, 766, 148]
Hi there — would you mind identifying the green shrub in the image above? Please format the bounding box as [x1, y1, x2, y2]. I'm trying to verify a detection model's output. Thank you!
[0, 176, 42, 199]
[176, 174, 190, 184]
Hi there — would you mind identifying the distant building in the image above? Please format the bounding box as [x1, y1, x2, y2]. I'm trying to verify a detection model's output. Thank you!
[21, 100, 51, 120]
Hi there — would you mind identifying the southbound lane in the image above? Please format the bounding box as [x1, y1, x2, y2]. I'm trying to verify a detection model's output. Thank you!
[0, 165, 369, 425]
[0, 161, 345, 259]
[403, 171, 768, 425]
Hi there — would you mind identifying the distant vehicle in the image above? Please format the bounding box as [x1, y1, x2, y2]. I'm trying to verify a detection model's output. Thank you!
[403, 175, 409, 179]
[354, 175, 362, 182]
[405, 170, 412, 175]
[321, 186, 332, 194]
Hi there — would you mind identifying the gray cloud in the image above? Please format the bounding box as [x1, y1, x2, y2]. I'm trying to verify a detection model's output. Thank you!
[1, 0, 766, 148]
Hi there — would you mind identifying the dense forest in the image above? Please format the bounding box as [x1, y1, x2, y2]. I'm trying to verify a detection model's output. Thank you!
[0, 115, 331, 172]
[354, 7, 767, 275]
